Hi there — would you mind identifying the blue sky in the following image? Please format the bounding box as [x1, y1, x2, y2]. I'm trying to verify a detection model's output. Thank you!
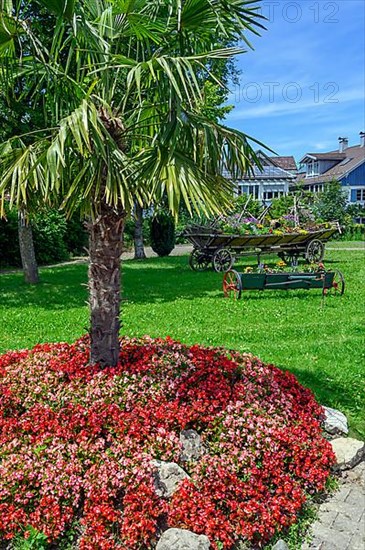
[225, 0, 365, 161]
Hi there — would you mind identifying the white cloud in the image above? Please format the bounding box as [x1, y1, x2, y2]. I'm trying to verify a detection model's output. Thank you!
[227, 87, 365, 121]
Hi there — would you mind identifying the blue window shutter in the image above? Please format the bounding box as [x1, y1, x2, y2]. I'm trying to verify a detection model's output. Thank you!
[350, 189, 357, 202]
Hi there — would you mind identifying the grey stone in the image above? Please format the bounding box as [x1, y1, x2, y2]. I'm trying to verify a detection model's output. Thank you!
[314, 509, 338, 528]
[330, 516, 359, 534]
[156, 528, 210, 550]
[272, 540, 289, 550]
[321, 499, 364, 523]
[305, 525, 349, 549]
[323, 406, 349, 435]
[180, 429, 204, 462]
[348, 529, 365, 550]
[331, 438, 365, 470]
[341, 460, 365, 485]
[330, 485, 351, 502]
[152, 460, 190, 498]
[344, 486, 365, 506]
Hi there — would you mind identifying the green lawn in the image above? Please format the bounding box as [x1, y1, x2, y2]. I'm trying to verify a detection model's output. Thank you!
[0, 247, 364, 437]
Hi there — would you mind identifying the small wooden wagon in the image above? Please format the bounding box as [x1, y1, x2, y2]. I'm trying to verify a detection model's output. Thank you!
[183, 226, 338, 272]
[184, 225, 339, 272]
[223, 268, 345, 299]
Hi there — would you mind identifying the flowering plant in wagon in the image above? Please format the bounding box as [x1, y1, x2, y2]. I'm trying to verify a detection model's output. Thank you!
[0, 336, 335, 549]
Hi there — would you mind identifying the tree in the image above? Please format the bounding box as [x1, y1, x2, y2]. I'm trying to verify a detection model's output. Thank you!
[0, 0, 266, 366]
[0, 59, 41, 283]
[133, 202, 147, 260]
[0, 1, 56, 283]
[314, 180, 348, 225]
[131, 23, 242, 259]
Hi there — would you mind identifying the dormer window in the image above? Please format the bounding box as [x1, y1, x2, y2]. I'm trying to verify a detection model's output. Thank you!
[307, 160, 319, 176]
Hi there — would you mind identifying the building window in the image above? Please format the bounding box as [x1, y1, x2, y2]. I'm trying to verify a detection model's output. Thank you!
[262, 189, 285, 200]
[307, 161, 319, 177]
[356, 189, 365, 201]
[248, 185, 259, 199]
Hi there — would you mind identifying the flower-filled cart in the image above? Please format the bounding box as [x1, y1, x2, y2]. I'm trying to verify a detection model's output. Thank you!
[184, 222, 339, 272]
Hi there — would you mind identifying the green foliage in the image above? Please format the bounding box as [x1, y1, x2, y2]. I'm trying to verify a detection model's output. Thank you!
[175, 202, 210, 243]
[150, 211, 175, 257]
[340, 223, 365, 241]
[32, 209, 68, 265]
[314, 180, 348, 224]
[64, 216, 88, 256]
[198, 75, 234, 122]
[0, 203, 21, 266]
[124, 214, 150, 249]
[0, 0, 266, 220]
[347, 202, 365, 221]
[269, 195, 295, 219]
[13, 526, 48, 549]
[0, 206, 87, 267]
[228, 195, 263, 218]
[268, 503, 318, 550]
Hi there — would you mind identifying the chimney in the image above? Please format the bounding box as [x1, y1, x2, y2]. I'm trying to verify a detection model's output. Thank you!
[338, 137, 348, 152]
[360, 132, 365, 147]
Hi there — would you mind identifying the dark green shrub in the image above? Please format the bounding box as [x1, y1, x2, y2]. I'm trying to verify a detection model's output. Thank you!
[64, 216, 88, 256]
[32, 209, 69, 264]
[0, 207, 90, 267]
[150, 211, 175, 256]
[0, 205, 21, 267]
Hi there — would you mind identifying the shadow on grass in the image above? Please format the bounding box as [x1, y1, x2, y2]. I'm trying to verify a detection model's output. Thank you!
[279, 363, 365, 438]
[0, 255, 348, 310]
[0, 265, 89, 310]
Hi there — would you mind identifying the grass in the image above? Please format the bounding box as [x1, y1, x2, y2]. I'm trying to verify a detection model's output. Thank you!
[0, 246, 364, 437]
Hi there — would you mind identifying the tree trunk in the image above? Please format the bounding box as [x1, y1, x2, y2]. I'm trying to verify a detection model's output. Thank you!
[18, 212, 39, 284]
[133, 202, 146, 259]
[88, 203, 125, 367]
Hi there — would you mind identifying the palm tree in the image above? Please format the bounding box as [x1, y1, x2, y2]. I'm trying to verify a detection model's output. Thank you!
[0, 0, 265, 366]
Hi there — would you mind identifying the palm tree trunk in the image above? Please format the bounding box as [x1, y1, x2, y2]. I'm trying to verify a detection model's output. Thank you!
[133, 202, 146, 259]
[18, 211, 39, 284]
[88, 204, 125, 367]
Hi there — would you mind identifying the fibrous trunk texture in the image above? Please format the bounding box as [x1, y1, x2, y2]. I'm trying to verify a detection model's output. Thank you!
[133, 202, 146, 259]
[88, 203, 125, 367]
[18, 213, 39, 284]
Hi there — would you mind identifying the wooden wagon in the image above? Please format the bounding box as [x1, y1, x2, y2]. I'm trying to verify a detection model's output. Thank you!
[223, 268, 345, 299]
[184, 225, 338, 272]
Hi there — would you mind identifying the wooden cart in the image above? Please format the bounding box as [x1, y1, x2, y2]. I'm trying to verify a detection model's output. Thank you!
[184, 225, 338, 272]
[222, 268, 345, 299]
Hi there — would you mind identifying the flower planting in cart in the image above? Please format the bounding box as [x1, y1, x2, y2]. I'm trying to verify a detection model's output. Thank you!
[0, 337, 335, 549]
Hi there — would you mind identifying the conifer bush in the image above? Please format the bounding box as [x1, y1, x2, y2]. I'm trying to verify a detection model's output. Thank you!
[150, 212, 175, 257]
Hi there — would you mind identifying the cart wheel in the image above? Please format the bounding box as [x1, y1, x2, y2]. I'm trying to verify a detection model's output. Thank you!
[305, 239, 325, 263]
[327, 269, 345, 296]
[213, 248, 234, 272]
[189, 249, 211, 271]
[223, 270, 242, 299]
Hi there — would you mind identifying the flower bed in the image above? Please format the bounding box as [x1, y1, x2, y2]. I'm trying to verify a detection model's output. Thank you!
[0, 337, 335, 549]
[218, 215, 334, 236]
